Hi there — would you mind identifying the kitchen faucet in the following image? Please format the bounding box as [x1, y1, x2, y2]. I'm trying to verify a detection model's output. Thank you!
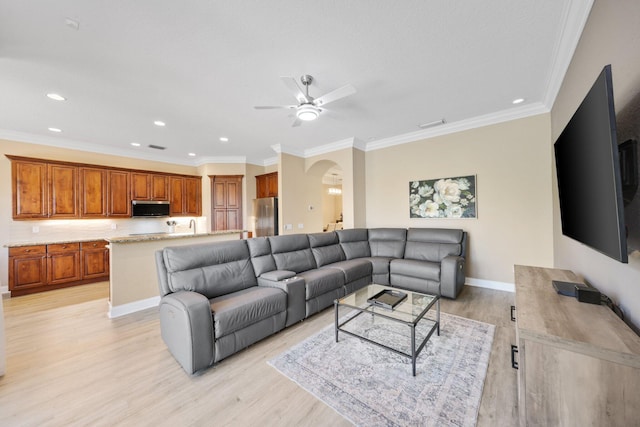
[189, 219, 197, 234]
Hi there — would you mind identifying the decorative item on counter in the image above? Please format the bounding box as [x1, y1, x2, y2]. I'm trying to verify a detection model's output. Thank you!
[166, 220, 177, 233]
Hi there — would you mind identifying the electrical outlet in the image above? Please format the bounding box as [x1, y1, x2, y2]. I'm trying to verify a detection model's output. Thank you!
[32, 226, 39, 233]
[298, 223, 304, 229]
[284, 224, 293, 230]
[111, 223, 117, 230]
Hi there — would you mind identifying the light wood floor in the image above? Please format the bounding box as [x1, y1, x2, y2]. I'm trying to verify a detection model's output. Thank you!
[0, 283, 518, 426]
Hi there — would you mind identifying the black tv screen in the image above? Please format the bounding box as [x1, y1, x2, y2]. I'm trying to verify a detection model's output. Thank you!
[554, 65, 628, 263]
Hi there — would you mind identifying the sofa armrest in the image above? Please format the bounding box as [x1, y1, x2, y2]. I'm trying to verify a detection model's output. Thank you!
[258, 274, 306, 326]
[440, 255, 466, 298]
[159, 291, 214, 374]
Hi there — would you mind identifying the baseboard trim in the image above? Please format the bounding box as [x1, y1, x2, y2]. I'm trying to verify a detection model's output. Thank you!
[108, 296, 160, 318]
[466, 277, 515, 293]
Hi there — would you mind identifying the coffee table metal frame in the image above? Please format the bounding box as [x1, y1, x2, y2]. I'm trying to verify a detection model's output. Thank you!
[334, 284, 440, 376]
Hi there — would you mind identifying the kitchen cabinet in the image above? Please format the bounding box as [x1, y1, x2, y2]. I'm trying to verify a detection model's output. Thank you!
[8, 245, 47, 292]
[8, 155, 201, 220]
[170, 176, 202, 216]
[11, 159, 48, 219]
[256, 172, 278, 198]
[47, 243, 81, 286]
[211, 175, 243, 231]
[80, 167, 108, 217]
[131, 173, 169, 201]
[48, 164, 79, 218]
[108, 170, 131, 217]
[81, 240, 109, 280]
[8, 240, 110, 296]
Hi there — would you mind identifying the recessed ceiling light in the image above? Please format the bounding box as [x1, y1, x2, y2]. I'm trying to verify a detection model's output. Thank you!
[219, 137, 229, 142]
[130, 142, 141, 147]
[46, 93, 66, 101]
[512, 98, 525, 104]
[188, 153, 196, 157]
[154, 120, 166, 127]
[48, 127, 62, 133]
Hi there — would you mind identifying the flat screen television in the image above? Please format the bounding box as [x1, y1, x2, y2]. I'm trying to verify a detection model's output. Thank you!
[554, 64, 628, 263]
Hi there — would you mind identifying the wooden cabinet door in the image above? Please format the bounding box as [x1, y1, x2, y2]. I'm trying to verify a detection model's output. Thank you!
[48, 164, 79, 218]
[151, 175, 169, 201]
[184, 177, 202, 216]
[169, 176, 184, 216]
[256, 174, 267, 199]
[80, 167, 108, 217]
[131, 173, 151, 200]
[108, 170, 131, 217]
[47, 243, 81, 285]
[8, 246, 47, 290]
[266, 172, 278, 197]
[12, 160, 48, 219]
[81, 241, 109, 280]
[212, 175, 242, 231]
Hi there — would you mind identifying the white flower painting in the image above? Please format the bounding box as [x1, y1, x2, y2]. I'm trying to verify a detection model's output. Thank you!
[409, 175, 476, 218]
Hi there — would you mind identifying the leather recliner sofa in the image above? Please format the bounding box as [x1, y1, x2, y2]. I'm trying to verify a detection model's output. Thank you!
[155, 227, 466, 374]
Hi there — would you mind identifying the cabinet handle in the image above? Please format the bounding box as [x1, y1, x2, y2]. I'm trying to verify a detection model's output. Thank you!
[510, 305, 516, 322]
[25, 249, 31, 252]
[511, 345, 519, 369]
[62, 245, 68, 249]
[92, 243, 97, 247]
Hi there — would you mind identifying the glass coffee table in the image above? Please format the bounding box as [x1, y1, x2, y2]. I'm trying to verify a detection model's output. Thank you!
[334, 284, 440, 376]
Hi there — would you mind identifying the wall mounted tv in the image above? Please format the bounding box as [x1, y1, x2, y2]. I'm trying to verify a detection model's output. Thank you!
[554, 64, 628, 263]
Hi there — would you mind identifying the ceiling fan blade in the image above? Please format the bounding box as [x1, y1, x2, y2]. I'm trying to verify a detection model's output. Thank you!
[313, 84, 356, 107]
[254, 105, 296, 110]
[281, 76, 309, 103]
[291, 117, 302, 127]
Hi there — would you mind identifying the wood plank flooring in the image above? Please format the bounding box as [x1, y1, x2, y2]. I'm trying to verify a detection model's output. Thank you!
[0, 283, 518, 426]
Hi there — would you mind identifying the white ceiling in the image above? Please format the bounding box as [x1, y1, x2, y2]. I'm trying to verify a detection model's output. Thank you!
[0, 0, 593, 166]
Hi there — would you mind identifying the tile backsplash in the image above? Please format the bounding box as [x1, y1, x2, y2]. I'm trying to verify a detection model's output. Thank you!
[8, 217, 207, 244]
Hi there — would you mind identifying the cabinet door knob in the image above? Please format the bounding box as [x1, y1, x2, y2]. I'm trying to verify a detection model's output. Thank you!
[62, 245, 67, 249]
[25, 249, 31, 252]
[92, 243, 97, 247]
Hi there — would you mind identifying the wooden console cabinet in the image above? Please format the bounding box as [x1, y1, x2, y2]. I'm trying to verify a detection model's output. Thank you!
[513, 265, 640, 426]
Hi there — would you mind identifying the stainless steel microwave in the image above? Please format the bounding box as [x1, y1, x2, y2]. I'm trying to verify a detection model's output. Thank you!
[131, 200, 171, 217]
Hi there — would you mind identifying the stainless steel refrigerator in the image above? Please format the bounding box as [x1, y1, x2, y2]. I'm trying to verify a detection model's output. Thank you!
[253, 197, 278, 237]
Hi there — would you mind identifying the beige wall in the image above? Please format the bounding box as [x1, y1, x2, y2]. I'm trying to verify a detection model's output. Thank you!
[365, 114, 554, 283]
[550, 0, 640, 329]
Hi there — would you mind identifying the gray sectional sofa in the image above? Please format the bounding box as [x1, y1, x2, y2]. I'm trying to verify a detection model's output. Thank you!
[155, 227, 467, 374]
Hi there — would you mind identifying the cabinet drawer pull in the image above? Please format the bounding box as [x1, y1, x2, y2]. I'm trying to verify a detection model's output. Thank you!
[62, 245, 68, 249]
[25, 249, 31, 252]
[92, 243, 97, 247]
[510, 305, 516, 322]
[511, 345, 519, 369]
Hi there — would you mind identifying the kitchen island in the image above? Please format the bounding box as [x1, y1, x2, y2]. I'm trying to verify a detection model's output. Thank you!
[106, 231, 243, 318]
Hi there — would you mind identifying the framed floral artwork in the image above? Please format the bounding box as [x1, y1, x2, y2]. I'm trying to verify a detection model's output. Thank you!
[409, 175, 476, 218]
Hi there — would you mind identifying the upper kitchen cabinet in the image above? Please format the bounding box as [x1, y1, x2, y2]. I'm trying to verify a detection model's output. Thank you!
[48, 164, 79, 218]
[131, 173, 169, 201]
[107, 170, 131, 217]
[170, 176, 202, 216]
[256, 172, 278, 198]
[80, 167, 108, 217]
[11, 158, 48, 219]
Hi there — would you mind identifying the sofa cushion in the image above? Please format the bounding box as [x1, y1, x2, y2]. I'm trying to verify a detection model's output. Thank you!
[404, 228, 464, 262]
[297, 268, 345, 300]
[210, 287, 286, 338]
[390, 259, 440, 281]
[163, 240, 257, 299]
[323, 258, 372, 283]
[309, 232, 346, 267]
[368, 228, 407, 258]
[247, 237, 277, 277]
[336, 228, 371, 259]
[268, 234, 317, 273]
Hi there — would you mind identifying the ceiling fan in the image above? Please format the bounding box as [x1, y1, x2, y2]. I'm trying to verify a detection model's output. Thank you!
[254, 75, 356, 127]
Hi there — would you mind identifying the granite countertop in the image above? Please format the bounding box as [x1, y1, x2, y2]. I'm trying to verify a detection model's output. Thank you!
[4, 230, 245, 248]
[105, 230, 244, 244]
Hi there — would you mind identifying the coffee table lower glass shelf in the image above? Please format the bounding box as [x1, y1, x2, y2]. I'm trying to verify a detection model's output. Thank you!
[334, 284, 440, 376]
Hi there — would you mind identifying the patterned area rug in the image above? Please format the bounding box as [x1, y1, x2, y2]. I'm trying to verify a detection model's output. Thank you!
[268, 312, 495, 427]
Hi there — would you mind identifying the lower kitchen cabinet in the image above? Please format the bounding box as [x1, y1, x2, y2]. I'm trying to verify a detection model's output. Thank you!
[8, 240, 110, 296]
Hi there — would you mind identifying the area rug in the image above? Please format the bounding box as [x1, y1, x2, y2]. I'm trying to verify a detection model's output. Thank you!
[268, 312, 495, 427]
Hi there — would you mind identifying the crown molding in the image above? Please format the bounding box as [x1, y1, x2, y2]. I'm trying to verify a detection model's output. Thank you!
[270, 143, 305, 157]
[194, 156, 247, 166]
[542, 0, 595, 108]
[364, 102, 549, 152]
[304, 137, 356, 157]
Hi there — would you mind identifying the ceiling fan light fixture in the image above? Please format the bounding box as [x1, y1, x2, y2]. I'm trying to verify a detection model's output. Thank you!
[296, 104, 319, 121]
